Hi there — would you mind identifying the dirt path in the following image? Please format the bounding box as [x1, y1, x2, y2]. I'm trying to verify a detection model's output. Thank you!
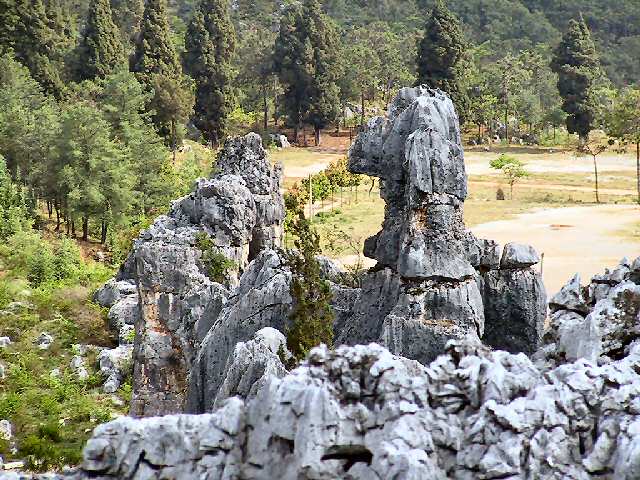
[469, 180, 635, 197]
[471, 204, 640, 294]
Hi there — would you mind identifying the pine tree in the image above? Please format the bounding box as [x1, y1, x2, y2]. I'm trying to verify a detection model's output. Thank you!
[551, 17, 599, 144]
[285, 208, 334, 363]
[132, 0, 181, 82]
[274, 0, 341, 146]
[77, 0, 126, 80]
[183, 0, 235, 146]
[416, 0, 469, 121]
[9, 0, 67, 98]
[132, 0, 192, 146]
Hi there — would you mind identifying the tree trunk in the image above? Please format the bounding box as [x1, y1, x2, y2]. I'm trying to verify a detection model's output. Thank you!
[314, 127, 320, 147]
[593, 155, 600, 204]
[361, 91, 365, 128]
[171, 118, 177, 164]
[55, 202, 61, 231]
[636, 142, 640, 205]
[294, 125, 299, 144]
[71, 220, 75, 237]
[47, 201, 52, 219]
[308, 174, 313, 221]
[369, 177, 375, 197]
[262, 85, 268, 131]
[82, 217, 89, 241]
[505, 107, 509, 144]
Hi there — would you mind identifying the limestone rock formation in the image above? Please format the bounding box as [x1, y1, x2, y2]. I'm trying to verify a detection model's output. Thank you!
[96, 133, 285, 417]
[68, 306, 640, 479]
[340, 86, 546, 362]
[536, 257, 640, 367]
[211, 327, 288, 409]
[187, 250, 292, 413]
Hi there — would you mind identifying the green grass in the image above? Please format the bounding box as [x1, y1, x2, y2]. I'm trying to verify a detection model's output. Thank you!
[0, 231, 129, 472]
[269, 147, 343, 170]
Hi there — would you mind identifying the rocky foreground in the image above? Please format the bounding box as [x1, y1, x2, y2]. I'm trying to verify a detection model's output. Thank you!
[4, 87, 638, 479]
[15, 257, 640, 479]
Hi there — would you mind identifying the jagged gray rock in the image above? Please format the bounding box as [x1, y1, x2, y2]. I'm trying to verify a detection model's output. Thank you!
[119, 133, 284, 417]
[500, 242, 541, 268]
[98, 346, 133, 394]
[93, 279, 136, 309]
[68, 328, 640, 480]
[536, 256, 640, 368]
[187, 249, 292, 413]
[479, 268, 547, 355]
[106, 294, 138, 332]
[342, 86, 546, 363]
[212, 327, 288, 409]
[550, 273, 590, 313]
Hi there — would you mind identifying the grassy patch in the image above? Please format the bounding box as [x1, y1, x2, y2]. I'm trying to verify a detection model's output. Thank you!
[0, 231, 126, 472]
[270, 147, 343, 170]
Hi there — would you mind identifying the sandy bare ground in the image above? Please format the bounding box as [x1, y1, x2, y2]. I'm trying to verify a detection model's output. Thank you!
[465, 150, 638, 175]
[339, 205, 640, 296]
[469, 180, 635, 197]
[471, 204, 640, 294]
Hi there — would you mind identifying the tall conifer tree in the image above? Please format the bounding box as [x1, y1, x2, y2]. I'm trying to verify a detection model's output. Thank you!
[131, 0, 181, 81]
[416, 0, 468, 120]
[5, 0, 66, 98]
[551, 17, 600, 144]
[132, 0, 192, 147]
[78, 0, 125, 80]
[184, 0, 236, 146]
[274, 0, 340, 146]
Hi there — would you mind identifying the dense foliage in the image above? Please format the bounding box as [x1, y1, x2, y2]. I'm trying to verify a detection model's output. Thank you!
[284, 202, 334, 363]
[416, 0, 469, 120]
[551, 18, 600, 143]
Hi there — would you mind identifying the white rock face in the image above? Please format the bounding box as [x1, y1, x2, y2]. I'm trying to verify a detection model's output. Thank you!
[98, 346, 133, 394]
[34, 332, 53, 350]
[69, 337, 640, 480]
[0, 420, 11, 441]
[70, 355, 88, 380]
[0, 337, 11, 348]
[212, 327, 288, 409]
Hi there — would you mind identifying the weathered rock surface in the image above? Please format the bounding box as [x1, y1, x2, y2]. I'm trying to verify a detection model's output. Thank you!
[106, 133, 286, 417]
[68, 326, 640, 479]
[211, 327, 288, 410]
[537, 257, 640, 368]
[342, 86, 546, 363]
[98, 346, 133, 394]
[187, 249, 292, 413]
[93, 279, 136, 309]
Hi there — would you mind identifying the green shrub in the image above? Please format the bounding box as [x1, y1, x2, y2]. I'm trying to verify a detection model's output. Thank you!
[20, 432, 81, 472]
[52, 238, 82, 281]
[194, 232, 236, 283]
[27, 247, 56, 287]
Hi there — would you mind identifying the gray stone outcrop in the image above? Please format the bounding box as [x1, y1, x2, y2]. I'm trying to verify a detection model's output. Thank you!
[536, 257, 640, 367]
[341, 86, 546, 362]
[69, 317, 640, 479]
[94, 133, 285, 417]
